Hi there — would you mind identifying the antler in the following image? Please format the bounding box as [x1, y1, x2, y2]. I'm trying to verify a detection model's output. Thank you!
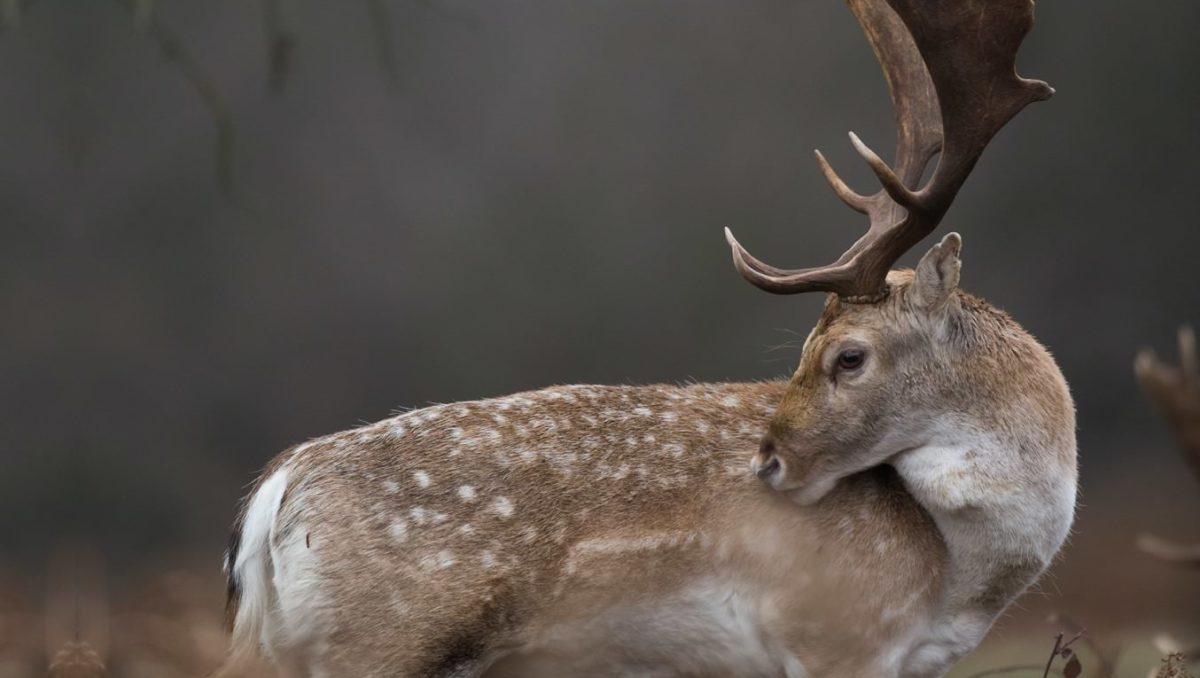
[1135, 326, 1200, 568]
[726, 0, 1054, 302]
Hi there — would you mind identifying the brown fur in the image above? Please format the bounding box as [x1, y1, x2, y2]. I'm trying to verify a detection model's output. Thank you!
[756, 269, 1075, 495]
[226, 382, 946, 676]
[225, 254, 1075, 677]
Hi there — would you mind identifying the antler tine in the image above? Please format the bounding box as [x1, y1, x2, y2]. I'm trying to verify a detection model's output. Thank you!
[1135, 326, 1200, 568]
[814, 150, 869, 215]
[847, 131, 923, 211]
[727, 0, 1052, 300]
[1180, 325, 1198, 389]
[1136, 326, 1200, 484]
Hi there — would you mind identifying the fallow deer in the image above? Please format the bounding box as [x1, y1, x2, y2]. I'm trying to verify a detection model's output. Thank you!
[1135, 326, 1200, 566]
[221, 1, 1077, 676]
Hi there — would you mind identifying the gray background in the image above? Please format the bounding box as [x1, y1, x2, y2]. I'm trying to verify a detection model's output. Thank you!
[1, 0, 1197, 626]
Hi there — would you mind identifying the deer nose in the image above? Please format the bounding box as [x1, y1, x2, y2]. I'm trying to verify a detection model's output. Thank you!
[756, 456, 781, 480]
[755, 437, 781, 480]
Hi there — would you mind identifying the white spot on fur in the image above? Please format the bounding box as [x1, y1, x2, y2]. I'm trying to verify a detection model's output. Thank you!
[633, 406, 653, 416]
[413, 470, 431, 488]
[458, 485, 477, 501]
[420, 550, 457, 571]
[481, 551, 497, 568]
[721, 395, 741, 407]
[382, 480, 399, 494]
[409, 507, 428, 525]
[491, 496, 514, 518]
[389, 520, 408, 542]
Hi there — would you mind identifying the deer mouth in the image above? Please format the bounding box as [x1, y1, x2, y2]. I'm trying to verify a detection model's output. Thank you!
[751, 443, 838, 505]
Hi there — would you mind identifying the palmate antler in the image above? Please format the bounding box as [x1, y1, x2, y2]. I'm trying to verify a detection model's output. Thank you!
[725, 0, 1053, 302]
[1135, 326, 1200, 568]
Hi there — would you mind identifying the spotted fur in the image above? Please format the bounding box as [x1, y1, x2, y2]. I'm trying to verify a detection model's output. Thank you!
[221, 243, 1076, 678]
[221, 382, 947, 676]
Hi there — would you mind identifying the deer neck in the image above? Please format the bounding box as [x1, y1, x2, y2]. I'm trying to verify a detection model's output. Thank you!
[888, 413, 1076, 676]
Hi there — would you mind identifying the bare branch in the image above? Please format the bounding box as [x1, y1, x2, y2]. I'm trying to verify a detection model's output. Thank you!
[0, 0, 37, 33]
[262, 0, 296, 93]
[1137, 533, 1200, 568]
[1135, 325, 1200, 567]
[110, 0, 237, 197]
[366, 0, 401, 88]
[1136, 326, 1200, 484]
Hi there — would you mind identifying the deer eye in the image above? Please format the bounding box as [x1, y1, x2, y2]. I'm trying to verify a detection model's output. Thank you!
[836, 349, 866, 371]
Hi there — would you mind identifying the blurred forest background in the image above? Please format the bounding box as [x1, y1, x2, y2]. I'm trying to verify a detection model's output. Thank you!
[0, 0, 1197, 675]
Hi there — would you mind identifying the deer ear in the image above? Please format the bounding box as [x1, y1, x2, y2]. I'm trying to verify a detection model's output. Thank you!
[912, 232, 962, 312]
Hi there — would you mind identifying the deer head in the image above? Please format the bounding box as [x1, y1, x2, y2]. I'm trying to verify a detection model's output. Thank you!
[726, 0, 1068, 507]
[752, 238, 972, 502]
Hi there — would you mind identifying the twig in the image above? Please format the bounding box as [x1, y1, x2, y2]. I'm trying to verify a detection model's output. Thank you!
[1137, 533, 1200, 568]
[1136, 326, 1200, 485]
[262, 0, 295, 92]
[1135, 325, 1200, 567]
[0, 0, 37, 32]
[1046, 613, 1120, 677]
[111, 0, 237, 197]
[1040, 633, 1067, 678]
[366, 0, 401, 87]
[968, 631, 1082, 678]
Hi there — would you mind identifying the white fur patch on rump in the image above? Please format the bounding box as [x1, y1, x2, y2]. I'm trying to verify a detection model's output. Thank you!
[227, 467, 291, 664]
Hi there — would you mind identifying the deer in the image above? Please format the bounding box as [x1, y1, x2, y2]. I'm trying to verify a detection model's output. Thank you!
[1135, 326, 1200, 567]
[220, 1, 1077, 676]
